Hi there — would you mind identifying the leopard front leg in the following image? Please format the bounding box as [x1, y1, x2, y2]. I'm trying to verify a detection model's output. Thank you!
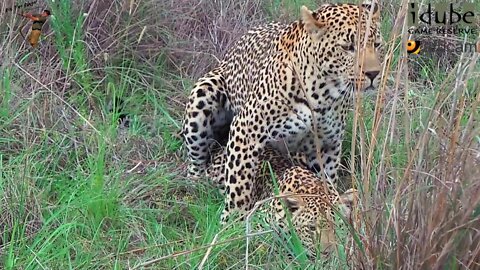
[220, 114, 266, 224]
[301, 129, 343, 185]
[182, 70, 232, 179]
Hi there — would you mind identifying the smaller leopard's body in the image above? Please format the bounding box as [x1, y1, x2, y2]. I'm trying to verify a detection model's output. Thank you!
[206, 146, 357, 257]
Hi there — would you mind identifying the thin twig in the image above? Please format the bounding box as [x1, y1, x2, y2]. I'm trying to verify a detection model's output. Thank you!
[198, 233, 219, 270]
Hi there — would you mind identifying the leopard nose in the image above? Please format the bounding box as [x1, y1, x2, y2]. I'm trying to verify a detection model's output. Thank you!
[365, 71, 380, 81]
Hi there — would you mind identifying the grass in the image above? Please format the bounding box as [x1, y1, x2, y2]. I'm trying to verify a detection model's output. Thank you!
[1, 0, 479, 269]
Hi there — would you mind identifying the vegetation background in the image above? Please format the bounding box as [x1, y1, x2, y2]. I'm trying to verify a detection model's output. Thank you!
[0, 0, 479, 269]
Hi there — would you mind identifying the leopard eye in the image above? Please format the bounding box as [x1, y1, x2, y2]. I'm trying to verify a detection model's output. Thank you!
[374, 42, 381, 49]
[341, 43, 355, 52]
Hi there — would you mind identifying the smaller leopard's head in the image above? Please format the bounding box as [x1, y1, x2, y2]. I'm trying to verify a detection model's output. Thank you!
[273, 167, 358, 257]
[299, 3, 382, 92]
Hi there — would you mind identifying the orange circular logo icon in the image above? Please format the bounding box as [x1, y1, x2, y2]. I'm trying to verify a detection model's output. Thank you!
[407, 40, 421, 54]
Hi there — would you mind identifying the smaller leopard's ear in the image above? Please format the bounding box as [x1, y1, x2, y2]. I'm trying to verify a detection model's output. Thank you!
[338, 189, 358, 218]
[362, 3, 380, 20]
[282, 192, 305, 213]
[300, 6, 327, 41]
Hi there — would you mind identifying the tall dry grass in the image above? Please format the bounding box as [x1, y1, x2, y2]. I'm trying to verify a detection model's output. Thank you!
[352, 51, 480, 268]
[348, 1, 480, 268]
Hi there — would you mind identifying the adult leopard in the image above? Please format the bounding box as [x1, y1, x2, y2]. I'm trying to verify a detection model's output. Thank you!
[181, 3, 382, 222]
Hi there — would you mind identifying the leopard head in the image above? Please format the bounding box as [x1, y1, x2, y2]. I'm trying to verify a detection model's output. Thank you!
[299, 3, 382, 94]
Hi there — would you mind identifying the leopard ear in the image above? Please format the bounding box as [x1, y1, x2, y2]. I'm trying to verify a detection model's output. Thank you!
[362, 3, 380, 20]
[300, 6, 327, 41]
[339, 189, 358, 218]
[283, 192, 305, 213]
